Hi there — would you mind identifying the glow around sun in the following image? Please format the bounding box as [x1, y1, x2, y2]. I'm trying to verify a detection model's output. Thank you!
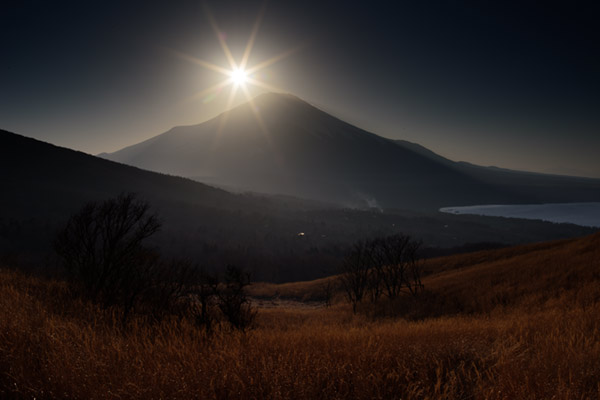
[230, 68, 248, 86]
[166, 4, 299, 111]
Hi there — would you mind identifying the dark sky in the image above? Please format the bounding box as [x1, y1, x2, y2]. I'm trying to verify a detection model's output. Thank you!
[2, 0, 599, 177]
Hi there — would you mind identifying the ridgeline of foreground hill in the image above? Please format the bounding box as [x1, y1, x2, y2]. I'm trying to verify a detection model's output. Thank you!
[1, 233, 599, 399]
[251, 233, 600, 312]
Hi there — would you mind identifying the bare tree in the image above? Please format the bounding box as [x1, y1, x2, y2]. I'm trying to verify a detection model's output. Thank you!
[340, 234, 424, 313]
[339, 240, 372, 313]
[404, 239, 424, 296]
[54, 193, 161, 320]
[367, 239, 385, 303]
[322, 279, 334, 308]
[373, 234, 423, 299]
[188, 268, 219, 333]
[217, 265, 256, 331]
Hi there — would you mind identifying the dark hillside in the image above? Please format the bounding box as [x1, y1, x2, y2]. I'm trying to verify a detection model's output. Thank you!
[1, 129, 595, 281]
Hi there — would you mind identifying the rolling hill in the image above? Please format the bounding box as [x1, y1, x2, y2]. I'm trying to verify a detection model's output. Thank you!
[2, 232, 599, 398]
[102, 92, 600, 210]
[251, 231, 600, 314]
[0, 129, 278, 219]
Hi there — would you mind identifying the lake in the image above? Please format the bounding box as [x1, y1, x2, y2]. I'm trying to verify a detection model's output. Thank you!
[440, 202, 600, 228]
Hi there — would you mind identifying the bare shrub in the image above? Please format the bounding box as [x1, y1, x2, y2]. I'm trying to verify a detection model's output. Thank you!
[139, 258, 201, 321]
[340, 234, 423, 313]
[188, 269, 219, 333]
[322, 279, 335, 308]
[339, 240, 372, 313]
[217, 265, 256, 332]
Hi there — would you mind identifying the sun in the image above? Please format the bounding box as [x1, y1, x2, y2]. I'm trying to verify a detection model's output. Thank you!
[165, 3, 301, 109]
[230, 68, 248, 86]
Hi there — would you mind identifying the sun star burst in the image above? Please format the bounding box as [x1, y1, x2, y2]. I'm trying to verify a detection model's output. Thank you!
[166, 3, 301, 112]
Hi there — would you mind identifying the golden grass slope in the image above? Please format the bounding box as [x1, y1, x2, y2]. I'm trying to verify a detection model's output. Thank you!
[1, 233, 599, 399]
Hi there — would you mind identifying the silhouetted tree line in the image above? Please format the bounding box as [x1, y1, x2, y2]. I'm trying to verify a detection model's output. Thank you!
[54, 193, 255, 330]
[340, 234, 424, 313]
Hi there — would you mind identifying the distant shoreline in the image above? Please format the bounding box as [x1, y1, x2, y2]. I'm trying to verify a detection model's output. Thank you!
[440, 202, 600, 228]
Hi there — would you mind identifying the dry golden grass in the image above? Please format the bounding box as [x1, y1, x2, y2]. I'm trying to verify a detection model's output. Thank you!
[248, 276, 335, 302]
[249, 236, 588, 302]
[1, 233, 600, 399]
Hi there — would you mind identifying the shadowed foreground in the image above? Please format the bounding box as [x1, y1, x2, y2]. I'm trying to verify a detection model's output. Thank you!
[1, 233, 600, 399]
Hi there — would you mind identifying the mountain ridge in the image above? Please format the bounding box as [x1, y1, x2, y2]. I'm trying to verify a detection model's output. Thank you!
[101, 92, 600, 210]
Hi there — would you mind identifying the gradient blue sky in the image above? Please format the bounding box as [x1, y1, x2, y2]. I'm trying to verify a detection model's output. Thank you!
[2, 0, 599, 177]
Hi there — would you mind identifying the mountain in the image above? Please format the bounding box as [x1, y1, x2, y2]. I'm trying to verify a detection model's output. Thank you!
[102, 92, 600, 210]
[0, 128, 596, 281]
[393, 139, 600, 196]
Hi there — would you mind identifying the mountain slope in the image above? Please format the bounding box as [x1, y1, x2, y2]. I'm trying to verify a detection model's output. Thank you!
[0, 129, 284, 220]
[394, 139, 600, 201]
[1, 128, 597, 281]
[103, 93, 600, 210]
[100, 93, 494, 209]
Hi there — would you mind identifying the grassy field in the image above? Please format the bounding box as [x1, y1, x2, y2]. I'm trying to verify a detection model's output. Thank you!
[1, 233, 599, 399]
